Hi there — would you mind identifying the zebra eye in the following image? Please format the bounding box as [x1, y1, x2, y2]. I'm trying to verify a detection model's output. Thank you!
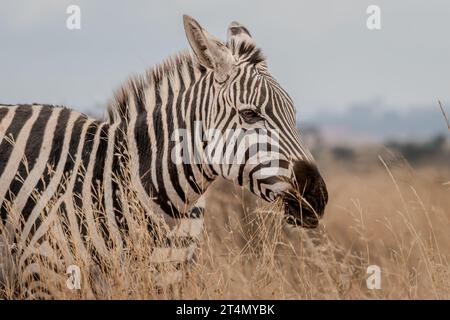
[239, 108, 264, 124]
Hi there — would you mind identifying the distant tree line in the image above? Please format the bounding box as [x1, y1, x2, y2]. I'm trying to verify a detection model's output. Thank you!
[386, 134, 448, 164]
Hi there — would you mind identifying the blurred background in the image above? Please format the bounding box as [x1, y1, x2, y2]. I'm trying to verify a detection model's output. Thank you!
[0, 0, 449, 165]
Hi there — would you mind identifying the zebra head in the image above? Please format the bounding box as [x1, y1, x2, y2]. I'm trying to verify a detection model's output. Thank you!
[183, 16, 328, 228]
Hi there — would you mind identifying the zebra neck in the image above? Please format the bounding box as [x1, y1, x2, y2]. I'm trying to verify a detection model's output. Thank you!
[118, 72, 217, 218]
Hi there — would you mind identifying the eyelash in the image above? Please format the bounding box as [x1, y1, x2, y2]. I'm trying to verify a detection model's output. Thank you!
[239, 108, 264, 124]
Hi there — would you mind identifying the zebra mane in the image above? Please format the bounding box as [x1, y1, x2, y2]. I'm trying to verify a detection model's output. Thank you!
[228, 39, 266, 66]
[107, 50, 201, 124]
[107, 41, 265, 124]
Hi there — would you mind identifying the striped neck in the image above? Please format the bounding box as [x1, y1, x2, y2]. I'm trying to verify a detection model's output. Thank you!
[107, 52, 218, 218]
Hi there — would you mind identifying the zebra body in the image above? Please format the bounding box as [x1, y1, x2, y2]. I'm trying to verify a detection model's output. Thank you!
[0, 16, 328, 298]
[0, 103, 205, 295]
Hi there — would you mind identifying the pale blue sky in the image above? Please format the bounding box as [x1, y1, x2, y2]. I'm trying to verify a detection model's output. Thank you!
[0, 0, 449, 120]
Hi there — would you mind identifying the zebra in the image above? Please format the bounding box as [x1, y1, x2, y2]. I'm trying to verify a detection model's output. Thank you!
[0, 15, 328, 298]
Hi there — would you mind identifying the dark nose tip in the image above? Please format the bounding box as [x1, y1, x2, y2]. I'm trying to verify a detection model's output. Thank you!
[292, 161, 328, 216]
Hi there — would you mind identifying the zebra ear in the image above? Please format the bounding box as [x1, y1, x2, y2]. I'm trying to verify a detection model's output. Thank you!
[227, 21, 255, 45]
[183, 15, 235, 83]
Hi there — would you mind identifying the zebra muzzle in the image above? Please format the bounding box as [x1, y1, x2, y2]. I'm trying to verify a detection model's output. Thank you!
[282, 193, 321, 228]
[281, 161, 328, 228]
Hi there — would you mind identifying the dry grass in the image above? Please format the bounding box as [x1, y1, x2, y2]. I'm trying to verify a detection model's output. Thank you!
[1, 153, 450, 299]
[195, 159, 450, 299]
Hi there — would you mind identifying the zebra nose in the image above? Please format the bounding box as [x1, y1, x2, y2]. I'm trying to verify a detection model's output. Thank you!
[284, 161, 328, 227]
[292, 161, 328, 213]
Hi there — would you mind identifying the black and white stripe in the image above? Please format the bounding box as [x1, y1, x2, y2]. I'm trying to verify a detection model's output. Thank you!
[0, 15, 327, 298]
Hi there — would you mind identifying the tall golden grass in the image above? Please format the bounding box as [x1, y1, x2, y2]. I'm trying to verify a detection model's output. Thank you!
[1, 150, 449, 299]
[195, 158, 450, 299]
